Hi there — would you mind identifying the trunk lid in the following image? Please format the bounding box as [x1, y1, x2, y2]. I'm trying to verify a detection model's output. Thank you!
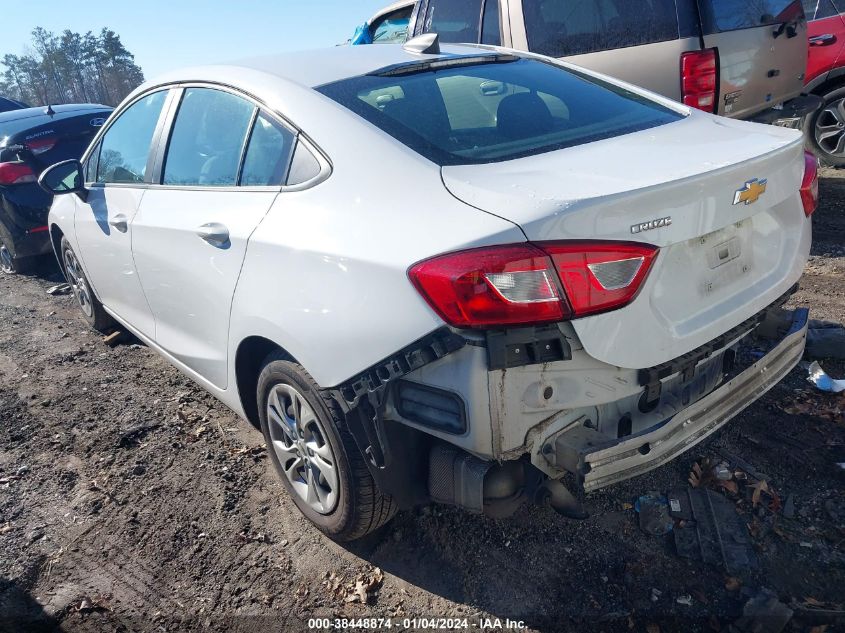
[441, 113, 810, 369]
[697, 0, 808, 118]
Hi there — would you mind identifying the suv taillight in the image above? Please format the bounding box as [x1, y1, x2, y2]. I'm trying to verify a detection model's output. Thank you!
[801, 151, 819, 217]
[681, 48, 717, 113]
[409, 241, 658, 328]
[0, 162, 36, 185]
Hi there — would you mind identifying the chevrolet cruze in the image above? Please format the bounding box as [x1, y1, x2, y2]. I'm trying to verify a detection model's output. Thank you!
[40, 38, 816, 540]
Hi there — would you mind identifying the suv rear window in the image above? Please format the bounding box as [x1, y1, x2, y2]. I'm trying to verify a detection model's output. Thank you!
[317, 56, 682, 166]
[523, 0, 680, 57]
[698, 0, 805, 32]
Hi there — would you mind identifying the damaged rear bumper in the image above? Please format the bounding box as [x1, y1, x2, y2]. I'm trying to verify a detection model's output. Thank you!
[566, 307, 808, 492]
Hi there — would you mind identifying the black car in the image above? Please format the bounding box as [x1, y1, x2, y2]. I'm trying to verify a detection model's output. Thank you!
[0, 97, 28, 113]
[0, 103, 112, 273]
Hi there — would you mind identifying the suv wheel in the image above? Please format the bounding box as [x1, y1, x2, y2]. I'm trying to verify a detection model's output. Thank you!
[60, 237, 113, 332]
[808, 86, 845, 166]
[257, 355, 397, 541]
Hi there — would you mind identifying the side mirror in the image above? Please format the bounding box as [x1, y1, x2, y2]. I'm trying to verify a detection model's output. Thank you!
[38, 159, 87, 200]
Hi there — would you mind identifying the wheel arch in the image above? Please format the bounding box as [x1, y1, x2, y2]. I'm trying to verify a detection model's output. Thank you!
[807, 69, 845, 96]
[234, 335, 299, 428]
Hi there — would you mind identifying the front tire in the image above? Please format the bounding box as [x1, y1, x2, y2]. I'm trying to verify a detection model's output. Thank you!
[60, 237, 113, 332]
[807, 85, 845, 167]
[257, 355, 397, 541]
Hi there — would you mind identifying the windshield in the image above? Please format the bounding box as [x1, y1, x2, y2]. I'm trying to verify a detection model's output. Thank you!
[317, 56, 683, 166]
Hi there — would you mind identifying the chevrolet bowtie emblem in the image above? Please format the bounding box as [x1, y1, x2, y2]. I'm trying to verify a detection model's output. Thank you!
[733, 178, 768, 205]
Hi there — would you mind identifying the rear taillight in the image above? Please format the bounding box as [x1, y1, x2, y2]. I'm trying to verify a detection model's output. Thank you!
[409, 244, 568, 328]
[409, 241, 658, 328]
[26, 136, 57, 155]
[0, 162, 36, 185]
[540, 242, 659, 318]
[801, 151, 819, 217]
[681, 48, 717, 113]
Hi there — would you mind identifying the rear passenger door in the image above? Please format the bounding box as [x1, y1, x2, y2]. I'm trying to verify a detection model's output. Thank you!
[804, 0, 845, 82]
[131, 86, 297, 390]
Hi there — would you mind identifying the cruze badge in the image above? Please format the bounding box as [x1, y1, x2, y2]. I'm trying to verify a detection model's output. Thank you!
[631, 217, 672, 234]
[733, 178, 767, 205]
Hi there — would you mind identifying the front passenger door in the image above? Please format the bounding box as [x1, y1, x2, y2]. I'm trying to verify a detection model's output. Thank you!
[131, 87, 297, 390]
[75, 90, 171, 338]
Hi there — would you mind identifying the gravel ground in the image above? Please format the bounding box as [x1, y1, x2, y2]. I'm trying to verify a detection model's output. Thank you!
[0, 170, 843, 633]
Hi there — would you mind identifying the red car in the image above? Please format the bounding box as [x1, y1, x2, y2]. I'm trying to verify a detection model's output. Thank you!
[805, 0, 845, 164]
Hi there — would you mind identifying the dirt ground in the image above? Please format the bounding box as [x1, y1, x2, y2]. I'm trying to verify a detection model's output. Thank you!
[0, 171, 843, 633]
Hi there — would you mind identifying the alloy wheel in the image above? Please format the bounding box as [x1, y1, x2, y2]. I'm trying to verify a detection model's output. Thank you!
[63, 248, 94, 318]
[266, 383, 339, 515]
[0, 244, 13, 274]
[815, 97, 845, 158]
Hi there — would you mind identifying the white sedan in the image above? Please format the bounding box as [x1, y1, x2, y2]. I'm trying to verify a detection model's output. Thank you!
[39, 36, 816, 540]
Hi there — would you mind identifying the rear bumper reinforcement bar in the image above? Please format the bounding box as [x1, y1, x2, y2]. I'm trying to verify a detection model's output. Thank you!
[559, 307, 809, 493]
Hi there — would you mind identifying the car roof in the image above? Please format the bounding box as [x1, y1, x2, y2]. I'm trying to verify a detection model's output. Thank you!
[0, 103, 112, 125]
[147, 43, 502, 91]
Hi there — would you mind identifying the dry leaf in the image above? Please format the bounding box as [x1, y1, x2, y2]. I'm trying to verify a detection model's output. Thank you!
[646, 624, 660, 633]
[752, 480, 769, 507]
[725, 577, 741, 591]
[0, 523, 12, 535]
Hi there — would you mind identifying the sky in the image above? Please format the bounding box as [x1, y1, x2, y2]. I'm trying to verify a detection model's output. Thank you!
[2, 0, 395, 79]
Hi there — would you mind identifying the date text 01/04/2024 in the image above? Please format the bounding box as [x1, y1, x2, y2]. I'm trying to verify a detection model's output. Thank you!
[307, 618, 527, 630]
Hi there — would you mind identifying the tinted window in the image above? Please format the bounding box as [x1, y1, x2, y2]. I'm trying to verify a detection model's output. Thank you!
[372, 8, 413, 43]
[802, 0, 839, 18]
[422, 0, 483, 43]
[163, 88, 255, 187]
[97, 91, 167, 184]
[287, 141, 322, 185]
[481, 0, 502, 44]
[318, 57, 682, 166]
[240, 112, 296, 186]
[524, 0, 679, 57]
[699, 0, 805, 32]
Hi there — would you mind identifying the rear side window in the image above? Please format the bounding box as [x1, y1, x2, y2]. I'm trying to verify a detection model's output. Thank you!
[318, 57, 682, 166]
[421, 0, 483, 42]
[481, 0, 502, 44]
[523, 0, 680, 57]
[699, 0, 805, 32]
[240, 112, 296, 186]
[97, 91, 167, 184]
[163, 88, 255, 186]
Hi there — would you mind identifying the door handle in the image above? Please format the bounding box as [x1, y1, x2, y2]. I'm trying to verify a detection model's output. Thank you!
[196, 222, 230, 247]
[810, 33, 837, 46]
[108, 214, 128, 233]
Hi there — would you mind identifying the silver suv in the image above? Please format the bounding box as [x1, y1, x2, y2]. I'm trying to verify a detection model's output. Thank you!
[408, 0, 821, 125]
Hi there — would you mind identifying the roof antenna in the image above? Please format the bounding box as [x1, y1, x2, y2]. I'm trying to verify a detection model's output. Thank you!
[403, 33, 440, 55]
[45, 104, 55, 116]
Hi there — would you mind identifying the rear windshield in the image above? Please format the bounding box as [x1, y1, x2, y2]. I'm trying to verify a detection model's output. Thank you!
[317, 56, 682, 166]
[698, 0, 805, 32]
[523, 0, 680, 57]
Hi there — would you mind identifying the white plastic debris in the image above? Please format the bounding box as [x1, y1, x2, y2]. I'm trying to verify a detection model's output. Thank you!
[807, 361, 845, 394]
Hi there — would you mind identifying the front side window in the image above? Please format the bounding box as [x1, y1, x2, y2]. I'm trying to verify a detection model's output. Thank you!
[240, 112, 296, 186]
[318, 56, 682, 166]
[523, 0, 679, 57]
[96, 90, 167, 184]
[801, 0, 838, 19]
[372, 8, 413, 43]
[163, 88, 255, 187]
[699, 0, 805, 32]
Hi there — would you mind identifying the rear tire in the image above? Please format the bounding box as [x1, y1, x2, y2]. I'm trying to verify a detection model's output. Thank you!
[60, 237, 113, 332]
[0, 232, 33, 275]
[807, 85, 845, 167]
[257, 354, 397, 541]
